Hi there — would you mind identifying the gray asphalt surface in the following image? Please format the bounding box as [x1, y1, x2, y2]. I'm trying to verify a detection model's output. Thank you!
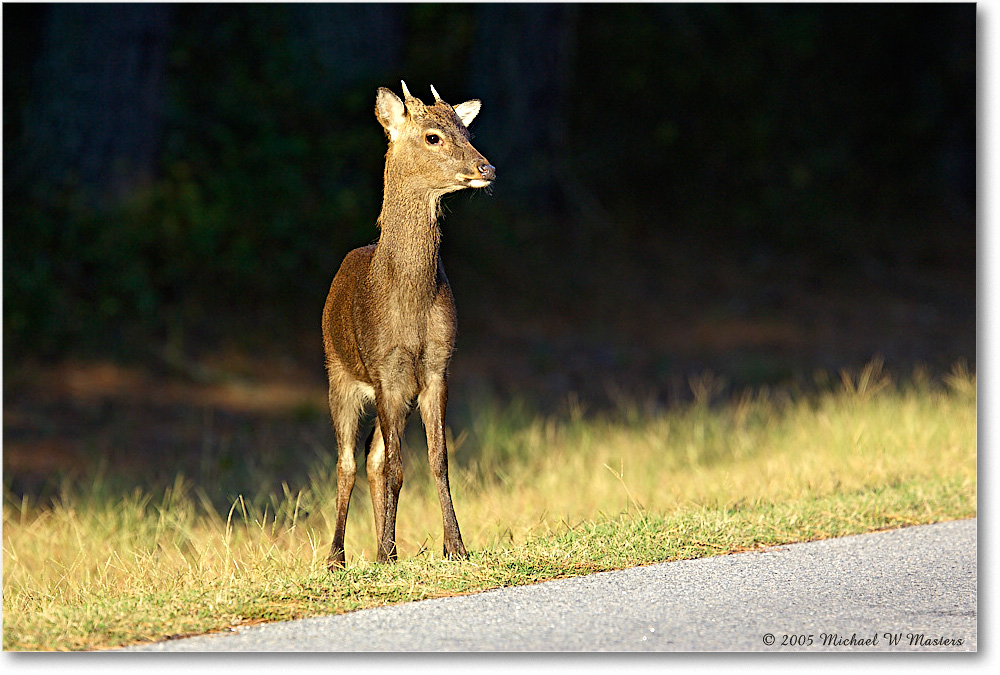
[123, 518, 977, 652]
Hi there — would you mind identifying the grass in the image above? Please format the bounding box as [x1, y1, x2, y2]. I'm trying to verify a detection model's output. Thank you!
[2, 360, 977, 651]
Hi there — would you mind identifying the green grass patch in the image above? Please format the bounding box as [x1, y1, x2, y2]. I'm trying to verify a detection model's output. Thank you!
[2, 360, 977, 651]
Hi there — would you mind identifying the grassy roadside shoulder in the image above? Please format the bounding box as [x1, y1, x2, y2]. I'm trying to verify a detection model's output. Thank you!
[2, 362, 977, 650]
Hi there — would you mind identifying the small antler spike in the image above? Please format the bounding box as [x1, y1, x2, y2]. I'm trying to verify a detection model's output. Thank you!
[400, 80, 413, 100]
[430, 84, 443, 103]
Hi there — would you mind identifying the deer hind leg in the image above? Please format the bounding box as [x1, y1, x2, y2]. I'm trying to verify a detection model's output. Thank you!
[365, 421, 386, 557]
[326, 379, 362, 570]
[372, 393, 409, 563]
[418, 375, 467, 559]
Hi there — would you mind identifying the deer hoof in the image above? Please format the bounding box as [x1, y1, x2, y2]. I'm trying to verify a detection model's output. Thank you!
[327, 549, 346, 571]
[444, 543, 469, 560]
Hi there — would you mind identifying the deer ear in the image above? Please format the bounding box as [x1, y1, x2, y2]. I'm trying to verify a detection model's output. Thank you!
[375, 87, 407, 141]
[453, 99, 481, 127]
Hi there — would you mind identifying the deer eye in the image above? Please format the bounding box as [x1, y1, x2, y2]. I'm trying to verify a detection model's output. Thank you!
[425, 133, 441, 146]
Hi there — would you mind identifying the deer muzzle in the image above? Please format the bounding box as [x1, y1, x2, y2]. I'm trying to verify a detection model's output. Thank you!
[457, 161, 496, 189]
[478, 163, 496, 182]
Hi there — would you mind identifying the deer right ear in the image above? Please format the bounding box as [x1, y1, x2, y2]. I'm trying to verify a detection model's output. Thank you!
[375, 87, 407, 141]
[453, 99, 481, 127]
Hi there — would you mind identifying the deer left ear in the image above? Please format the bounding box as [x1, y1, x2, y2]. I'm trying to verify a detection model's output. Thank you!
[453, 99, 481, 127]
[375, 87, 407, 141]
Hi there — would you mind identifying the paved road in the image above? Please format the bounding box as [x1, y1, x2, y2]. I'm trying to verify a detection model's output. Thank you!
[125, 518, 977, 652]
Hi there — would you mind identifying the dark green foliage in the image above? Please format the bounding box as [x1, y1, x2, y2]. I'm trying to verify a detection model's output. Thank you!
[5, 5, 389, 356]
[3, 4, 975, 361]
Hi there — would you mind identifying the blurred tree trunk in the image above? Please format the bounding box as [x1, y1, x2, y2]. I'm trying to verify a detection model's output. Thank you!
[21, 4, 173, 207]
[292, 3, 403, 104]
[469, 4, 580, 214]
[938, 6, 975, 225]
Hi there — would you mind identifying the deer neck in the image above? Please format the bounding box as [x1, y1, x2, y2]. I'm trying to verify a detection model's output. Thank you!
[370, 161, 446, 309]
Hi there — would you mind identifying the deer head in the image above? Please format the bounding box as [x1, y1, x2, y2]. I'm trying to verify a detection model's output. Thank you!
[375, 81, 496, 195]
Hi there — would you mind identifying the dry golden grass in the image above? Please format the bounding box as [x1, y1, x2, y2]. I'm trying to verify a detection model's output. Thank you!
[2, 360, 977, 650]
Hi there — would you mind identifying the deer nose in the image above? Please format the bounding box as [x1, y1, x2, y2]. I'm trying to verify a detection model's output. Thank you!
[478, 163, 496, 181]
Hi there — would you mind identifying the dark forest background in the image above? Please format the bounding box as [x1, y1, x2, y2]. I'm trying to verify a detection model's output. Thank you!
[3, 3, 976, 496]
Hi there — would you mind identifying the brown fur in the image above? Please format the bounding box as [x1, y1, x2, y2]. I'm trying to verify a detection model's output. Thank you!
[323, 84, 495, 568]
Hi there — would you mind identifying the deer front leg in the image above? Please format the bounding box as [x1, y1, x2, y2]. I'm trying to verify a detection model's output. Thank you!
[327, 395, 360, 570]
[418, 376, 467, 559]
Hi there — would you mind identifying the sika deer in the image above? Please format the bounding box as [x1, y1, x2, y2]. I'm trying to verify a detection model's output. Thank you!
[323, 82, 495, 568]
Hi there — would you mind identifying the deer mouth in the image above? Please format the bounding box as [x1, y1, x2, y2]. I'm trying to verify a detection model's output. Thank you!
[456, 173, 493, 189]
